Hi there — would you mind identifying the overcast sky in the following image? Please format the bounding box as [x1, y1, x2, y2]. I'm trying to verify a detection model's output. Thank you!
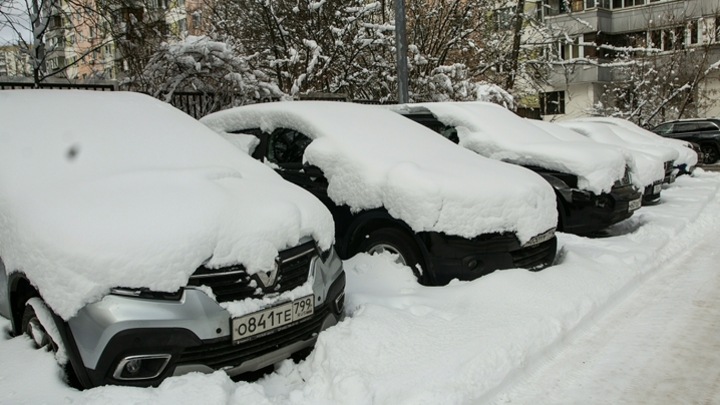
[1, 0, 32, 46]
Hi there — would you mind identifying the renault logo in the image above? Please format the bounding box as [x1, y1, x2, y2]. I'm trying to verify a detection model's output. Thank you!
[256, 260, 280, 288]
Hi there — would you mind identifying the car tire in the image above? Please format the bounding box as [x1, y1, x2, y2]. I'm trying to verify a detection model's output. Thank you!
[357, 228, 427, 283]
[21, 300, 82, 389]
[701, 144, 719, 164]
[22, 303, 58, 352]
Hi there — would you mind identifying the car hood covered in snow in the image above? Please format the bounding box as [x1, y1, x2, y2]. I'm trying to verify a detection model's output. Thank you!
[388, 102, 627, 194]
[574, 117, 697, 168]
[201, 101, 557, 246]
[0, 91, 334, 319]
[558, 121, 666, 188]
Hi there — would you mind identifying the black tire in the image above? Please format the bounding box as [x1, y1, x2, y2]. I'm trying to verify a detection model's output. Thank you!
[356, 227, 427, 283]
[22, 303, 57, 352]
[701, 144, 719, 164]
[21, 301, 82, 389]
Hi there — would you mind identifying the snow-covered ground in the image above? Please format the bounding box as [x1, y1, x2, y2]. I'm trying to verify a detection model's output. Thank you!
[3, 171, 720, 404]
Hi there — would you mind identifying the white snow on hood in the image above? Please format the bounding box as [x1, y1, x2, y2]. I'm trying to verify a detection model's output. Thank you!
[388, 102, 627, 194]
[201, 101, 557, 244]
[0, 91, 334, 320]
[576, 117, 697, 168]
[558, 121, 666, 188]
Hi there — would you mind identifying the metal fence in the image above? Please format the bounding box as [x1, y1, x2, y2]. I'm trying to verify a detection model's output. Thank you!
[0, 81, 116, 91]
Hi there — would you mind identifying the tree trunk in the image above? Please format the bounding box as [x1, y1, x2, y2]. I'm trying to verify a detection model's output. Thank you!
[504, 0, 525, 92]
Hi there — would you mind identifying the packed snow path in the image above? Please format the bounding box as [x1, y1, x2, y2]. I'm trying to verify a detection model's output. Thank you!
[487, 225, 720, 405]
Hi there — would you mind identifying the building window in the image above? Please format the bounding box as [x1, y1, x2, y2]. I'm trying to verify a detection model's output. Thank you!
[689, 20, 698, 44]
[540, 91, 565, 115]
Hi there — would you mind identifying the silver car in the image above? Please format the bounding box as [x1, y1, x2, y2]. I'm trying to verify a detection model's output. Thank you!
[0, 91, 345, 388]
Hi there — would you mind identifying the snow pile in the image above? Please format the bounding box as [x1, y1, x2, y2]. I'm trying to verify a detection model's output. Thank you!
[576, 117, 698, 168]
[201, 101, 557, 243]
[558, 121, 666, 188]
[388, 102, 627, 194]
[0, 91, 334, 319]
[2, 172, 720, 405]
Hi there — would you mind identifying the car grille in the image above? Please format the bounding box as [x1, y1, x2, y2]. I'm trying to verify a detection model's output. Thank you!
[175, 305, 330, 370]
[188, 241, 316, 303]
[511, 237, 556, 269]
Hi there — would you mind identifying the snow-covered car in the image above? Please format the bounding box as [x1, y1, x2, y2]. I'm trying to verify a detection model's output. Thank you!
[651, 118, 717, 164]
[201, 101, 558, 286]
[387, 102, 642, 236]
[557, 120, 667, 205]
[0, 91, 345, 389]
[572, 117, 697, 180]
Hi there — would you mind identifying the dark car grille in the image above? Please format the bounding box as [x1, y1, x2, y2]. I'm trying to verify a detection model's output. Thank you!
[188, 241, 317, 303]
[511, 237, 556, 269]
[175, 305, 330, 370]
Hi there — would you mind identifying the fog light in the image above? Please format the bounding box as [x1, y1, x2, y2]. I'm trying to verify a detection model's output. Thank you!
[113, 354, 172, 381]
[125, 359, 141, 375]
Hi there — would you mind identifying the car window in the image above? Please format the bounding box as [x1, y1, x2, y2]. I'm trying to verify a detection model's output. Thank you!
[675, 123, 698, 133]
[268, 128, 313, 169]
[696, 122, 720, 132]
[653, 123, 672, 134]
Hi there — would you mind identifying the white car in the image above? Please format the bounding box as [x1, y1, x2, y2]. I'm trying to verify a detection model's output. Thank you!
[0, 91, 345, 388]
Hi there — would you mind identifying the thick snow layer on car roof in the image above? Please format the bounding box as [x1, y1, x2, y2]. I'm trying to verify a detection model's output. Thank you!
[201, 101, 557, 244]
[572, 118, 679, 163]
[388, 102, 626, 194]
[558, 121, 666, 188]
[576, 117, 697, 168]
[528, 119, 639, 183]
[0, 91, 334, 320]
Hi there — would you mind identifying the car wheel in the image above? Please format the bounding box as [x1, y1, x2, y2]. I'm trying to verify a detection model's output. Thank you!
[22, 302, 58, 352]
[21, 300, 83, 389]
[357, 228, 427, 283]
[701, 145, 719, 164]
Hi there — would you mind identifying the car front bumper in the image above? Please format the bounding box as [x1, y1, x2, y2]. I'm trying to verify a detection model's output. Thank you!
[560, 185, 642, 235]
[60, 266, 345, 388]
[423, 229, 557, 285]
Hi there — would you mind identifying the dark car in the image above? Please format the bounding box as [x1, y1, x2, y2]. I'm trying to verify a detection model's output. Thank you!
[652, 119, 720, 164]
[201, 102, 558, 286]
[392, 106, 642, 236]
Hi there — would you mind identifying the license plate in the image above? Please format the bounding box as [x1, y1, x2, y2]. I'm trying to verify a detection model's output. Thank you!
[628, 198, 642, 212]
[653, 184, 662, 194]
[231, 295, 314, 343]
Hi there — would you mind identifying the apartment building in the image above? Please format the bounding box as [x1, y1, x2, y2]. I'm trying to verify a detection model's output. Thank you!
[539, 0, 720, 122]
[41, 0, 193, 82]
[0, 45, 31, 77]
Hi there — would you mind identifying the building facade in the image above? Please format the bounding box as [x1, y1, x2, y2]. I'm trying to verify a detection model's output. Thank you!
[539, 0, 720, 123]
